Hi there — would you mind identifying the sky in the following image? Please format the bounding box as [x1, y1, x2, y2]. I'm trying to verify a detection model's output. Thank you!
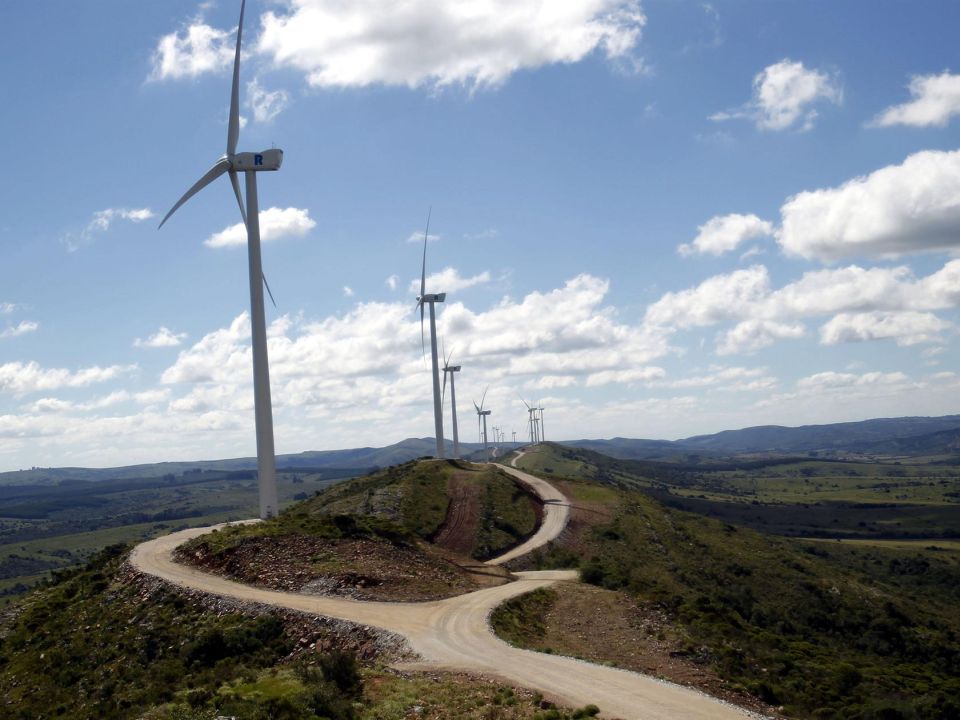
[1, 0, 960, 471]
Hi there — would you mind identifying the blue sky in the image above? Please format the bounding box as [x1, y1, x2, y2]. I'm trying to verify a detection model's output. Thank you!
[1, 0, 960, 470]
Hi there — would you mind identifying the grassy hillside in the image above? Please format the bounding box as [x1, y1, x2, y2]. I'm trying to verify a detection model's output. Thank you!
[307, 459, 539, 560]
[504, 447, 960, 719]
[0, 544, 600, 720]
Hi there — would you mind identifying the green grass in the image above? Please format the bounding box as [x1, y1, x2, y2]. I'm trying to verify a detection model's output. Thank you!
[559, 486, 960, 718]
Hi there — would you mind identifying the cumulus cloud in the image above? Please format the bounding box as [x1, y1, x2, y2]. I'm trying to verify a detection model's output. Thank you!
[870, 71, 960, 128]
[778, 149, 960, 261]
[385, 275, 399, 291]
[710, 59, 842, 131]
[819, 311, 949, 347]
[247, 78, 290, 122]
[0, 321, 39, 340]
[257, 0, 646, 90]
[411, 268, 491, 294]
[150, 21, 234, 81]
[678, 213, 775, 256]
[205, 207, 316, 248]
[63, 207, 155, 252]
[716, 319, 805, 355]
[645, 259, 960, 354]
[0, 362, 136, 396]
[134, 327, 187, 349]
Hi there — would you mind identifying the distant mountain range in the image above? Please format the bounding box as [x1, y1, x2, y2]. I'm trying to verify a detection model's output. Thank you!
[5, 413, 960, 486]
[564, 414, 960, 459]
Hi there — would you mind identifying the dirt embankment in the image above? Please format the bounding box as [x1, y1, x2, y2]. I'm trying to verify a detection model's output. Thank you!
[177, 534, 511, 602]
[118, 562, 413, 664]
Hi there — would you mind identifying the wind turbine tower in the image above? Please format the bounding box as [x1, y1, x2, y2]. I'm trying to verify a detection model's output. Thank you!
[441, 346, 461, 457]
[538, 404, 546, 442]
[415, 211, 446, 458]
[474, 388, 491, 448]
[159, 0, 281, 519]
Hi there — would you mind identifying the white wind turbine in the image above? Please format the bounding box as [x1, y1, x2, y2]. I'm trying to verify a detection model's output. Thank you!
[441, 343, 461, 457]
[415, 210, 446, 458]
[474, 388, 491, 449]
[159, 0, 281, 519]
[522, 398, 539, 445]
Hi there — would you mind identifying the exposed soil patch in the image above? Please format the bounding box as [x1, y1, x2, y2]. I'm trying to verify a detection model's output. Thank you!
[494, 581, 783, 719]
[431, 474, 483, 556]
[177, 534, 511, 602]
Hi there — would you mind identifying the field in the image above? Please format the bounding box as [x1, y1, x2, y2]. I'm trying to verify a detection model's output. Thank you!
[0, 467, 354, 604]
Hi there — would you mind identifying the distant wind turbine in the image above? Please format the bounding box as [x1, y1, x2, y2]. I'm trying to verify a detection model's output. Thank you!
[441, 343, 461, 457]
[158, 0, 281, 519]
[474, 388, 491, 449]
[522, 398, 539, 445]
[415, 210, 446, 458]
[538, 402, 546, 442]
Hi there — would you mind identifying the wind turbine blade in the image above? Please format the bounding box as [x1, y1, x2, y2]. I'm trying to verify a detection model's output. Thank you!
[158, 158, 230, 228]
[419, 207, 430, 301]
[520, 396, 531, 410]
[229, 170, 247, 225]
[441, 371, 447, 409]
[480, 386, 488, 411]
[227, 0, 246, 157]
[420, 303, 426, 359]
[262, 272, 277, 308]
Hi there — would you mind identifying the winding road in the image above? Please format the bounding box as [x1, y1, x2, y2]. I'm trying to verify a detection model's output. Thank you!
[130, 456, 762, 720]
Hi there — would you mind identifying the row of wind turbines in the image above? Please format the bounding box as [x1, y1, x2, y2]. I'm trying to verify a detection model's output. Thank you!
[159, 0, 546, 520]
[415, 212, 546, 461]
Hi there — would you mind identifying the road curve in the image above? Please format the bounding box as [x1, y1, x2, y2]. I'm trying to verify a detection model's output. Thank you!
[130, 463, 761, 720]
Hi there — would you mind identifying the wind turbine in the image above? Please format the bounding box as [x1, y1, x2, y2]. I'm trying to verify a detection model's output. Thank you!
[158, 0, 282, 519]
[522, 398, 538, 446]
[538, 402, 546, 442]
[474, 388, 491, 449]
[415, 210, 446, 458]
[441, 343, 461, 457]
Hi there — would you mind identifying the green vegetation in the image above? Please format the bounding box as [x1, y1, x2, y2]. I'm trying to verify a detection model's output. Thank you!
[491, 587, 555, 647]
[519, 466, 960, 719]
[514, 443, 960, 539]
[304, 459, 538, 559]
[0, 544, 362, 720]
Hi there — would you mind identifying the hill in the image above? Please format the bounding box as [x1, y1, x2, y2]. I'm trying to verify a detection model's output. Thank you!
[564, 414, 960, 459]
[504, 444, 960, 719]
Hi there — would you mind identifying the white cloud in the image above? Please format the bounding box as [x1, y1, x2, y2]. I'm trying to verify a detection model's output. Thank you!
[0, 321, 39, 340]
[645, 265, 771, 329]
[205, 207, 316, 248]
[343, 286, 354, 298]
[150, 21, 234, 81]
[870, 71, 960, 128]
[257, 0, 646, 91]
[134, 326, 187, 349]
[0, 303, 17, 315]
[385, 274, 399, 291]
[412, 267, 491, 295]
[678, 213, 775, 256]
[716, 319, 805, 355]
[710, 59, 842, 131]
[819, 311, 949, 347]
[585, 366, 665, 387]
[247, 78, 290, 122]
[407, 231, 440, 244]
[778, 149, 960, 261]
[64, 207, 155, 252]
[0, 362, 136, 396]
[796, 370, 910, 392]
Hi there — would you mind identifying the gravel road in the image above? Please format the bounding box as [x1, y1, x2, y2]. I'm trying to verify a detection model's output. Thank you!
[130, 456, 762, 720]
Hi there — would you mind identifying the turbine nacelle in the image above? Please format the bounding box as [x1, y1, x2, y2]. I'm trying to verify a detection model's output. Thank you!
[418, 292, 446, 304]
[230, 149, 284, 171]
[444, 365, 461, 373]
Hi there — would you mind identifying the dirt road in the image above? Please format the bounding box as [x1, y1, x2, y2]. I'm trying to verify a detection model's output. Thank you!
[130, 459, 762, 720]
